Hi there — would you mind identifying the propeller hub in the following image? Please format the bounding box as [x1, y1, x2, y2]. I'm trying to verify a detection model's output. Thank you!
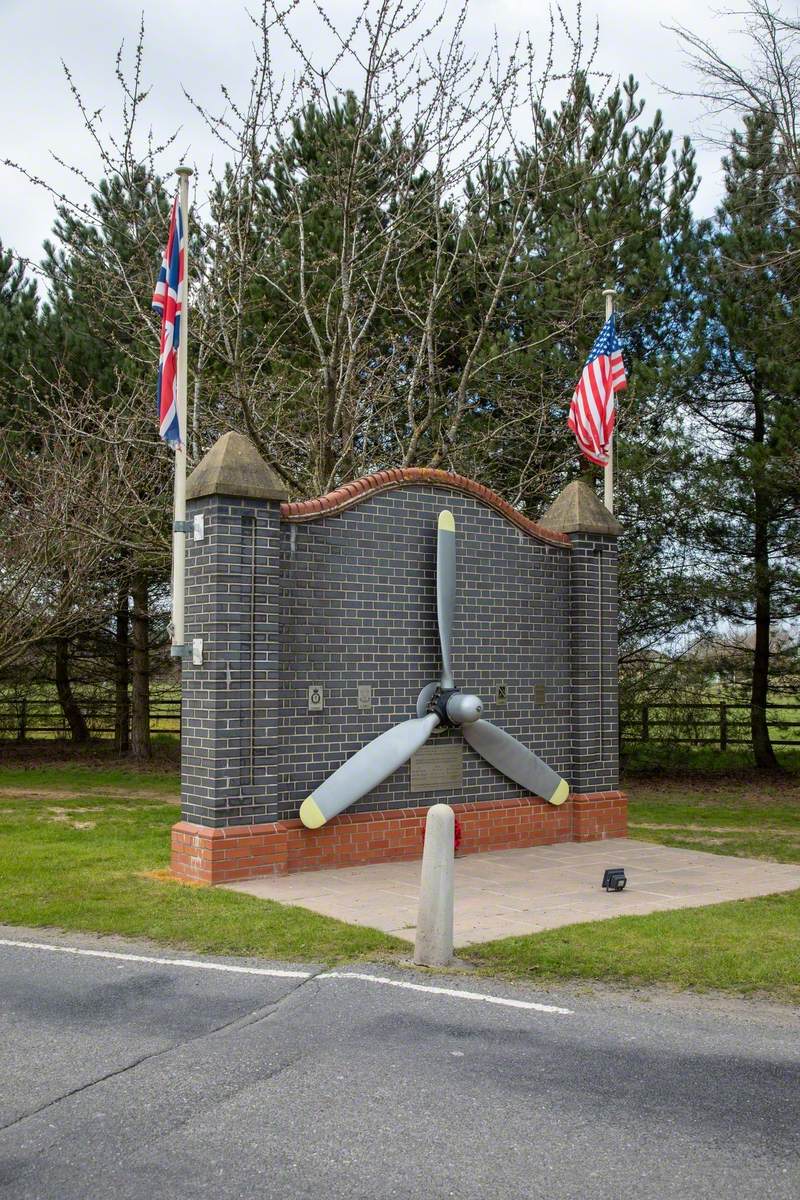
[445, 691, 483, 726]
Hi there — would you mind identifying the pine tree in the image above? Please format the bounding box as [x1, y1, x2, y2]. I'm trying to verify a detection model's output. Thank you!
[453, 74, 698, 511]
[683, 111, 800, 767]
[0, 241, 38, 425]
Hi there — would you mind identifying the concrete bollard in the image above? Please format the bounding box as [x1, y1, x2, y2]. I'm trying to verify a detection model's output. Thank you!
[414, 804, 455, 967]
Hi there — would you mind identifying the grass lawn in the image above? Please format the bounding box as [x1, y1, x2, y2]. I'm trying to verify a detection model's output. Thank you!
[0, 762, 403, 964]
[468, 891, 800, 999]
[469, 770, 800, 1002]
[1, 751, 799, 1001]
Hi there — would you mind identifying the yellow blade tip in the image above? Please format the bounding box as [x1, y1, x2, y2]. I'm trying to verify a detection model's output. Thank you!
[548, 778, 570, 807]
[438, 509, 455, 532]
[299, 796, 326, 829]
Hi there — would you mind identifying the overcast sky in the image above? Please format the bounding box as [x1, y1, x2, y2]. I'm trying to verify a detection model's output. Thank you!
[1, 0, 753, 273]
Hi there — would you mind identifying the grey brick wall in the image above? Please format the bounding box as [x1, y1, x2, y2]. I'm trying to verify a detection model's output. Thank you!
[276, 487, 573, 821]
[181, 494, 282, 827]
[180, 475, 619, 827]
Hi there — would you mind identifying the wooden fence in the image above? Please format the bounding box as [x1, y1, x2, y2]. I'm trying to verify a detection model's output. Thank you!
[620, 702, 800, 750]
[2, 694, 798, 751]
[0, 695, 181, 741]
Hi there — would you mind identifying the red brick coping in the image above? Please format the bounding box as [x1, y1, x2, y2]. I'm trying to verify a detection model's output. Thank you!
[171, 792, 627, 885]
[280, 467, 571, 549]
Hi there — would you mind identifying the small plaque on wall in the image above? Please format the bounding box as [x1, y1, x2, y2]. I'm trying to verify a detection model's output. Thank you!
[410, 743, 463, 792]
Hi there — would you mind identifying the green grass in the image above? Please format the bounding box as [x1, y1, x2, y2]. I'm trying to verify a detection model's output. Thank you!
[3, 758, 800, 1000]
[0, 780, 403, 964]
[467, 891, 800, 1000]
[0, 763, 180, 794]
[628, 775, 800, 860]
[469, 773, 800, 1002]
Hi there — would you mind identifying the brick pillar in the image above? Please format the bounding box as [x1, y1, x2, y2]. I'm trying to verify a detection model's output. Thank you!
[569, 530, 619, 792]
[172, 432, 288, 882]
[540, 480, 626, 841]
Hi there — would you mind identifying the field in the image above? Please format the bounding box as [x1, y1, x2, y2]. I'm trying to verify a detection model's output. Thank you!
[0, 749, 798, 1000]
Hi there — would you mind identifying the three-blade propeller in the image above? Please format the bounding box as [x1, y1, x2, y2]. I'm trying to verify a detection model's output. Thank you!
[299, 509, 569, 829]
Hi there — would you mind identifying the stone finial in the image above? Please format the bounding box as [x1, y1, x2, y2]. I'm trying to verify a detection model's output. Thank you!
[186, 431, 289, 502]
[540, 479, 622, 537]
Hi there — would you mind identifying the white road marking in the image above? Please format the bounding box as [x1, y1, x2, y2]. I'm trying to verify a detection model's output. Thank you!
[317, 971, 574, 1015]
[0, 937, 573, 1016]
[0, 938, 311, 980]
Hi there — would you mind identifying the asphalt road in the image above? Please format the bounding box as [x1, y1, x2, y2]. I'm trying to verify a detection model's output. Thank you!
[0, 927, 798, 1200]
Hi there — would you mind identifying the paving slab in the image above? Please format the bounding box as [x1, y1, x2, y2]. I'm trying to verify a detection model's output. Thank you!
[224, 838, 800, 945]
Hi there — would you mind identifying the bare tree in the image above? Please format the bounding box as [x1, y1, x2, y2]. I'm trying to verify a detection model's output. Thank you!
[673, 1, 800, 176]
[22, 375, 173, 756]
[0, 1, 700, 747]
[0, 402, 117, 674]
[1, 26, 181, 754]
[187, 0, 614, 497]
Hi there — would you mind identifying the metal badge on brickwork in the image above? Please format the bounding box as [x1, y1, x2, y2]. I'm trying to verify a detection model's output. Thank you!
[308, 685, 324, 712]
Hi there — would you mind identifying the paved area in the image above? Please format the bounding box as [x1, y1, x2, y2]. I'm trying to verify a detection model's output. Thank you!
[226, 837, 800, 943]
[1, 927, 799, 1199]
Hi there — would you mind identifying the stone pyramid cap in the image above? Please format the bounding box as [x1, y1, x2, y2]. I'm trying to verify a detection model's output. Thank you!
[186, 431, 289, 502]
[540, 479, 622, 536]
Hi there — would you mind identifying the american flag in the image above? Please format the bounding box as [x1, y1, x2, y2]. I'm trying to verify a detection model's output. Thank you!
[152, 194, 185, 447]
[567, 315, 627, 467]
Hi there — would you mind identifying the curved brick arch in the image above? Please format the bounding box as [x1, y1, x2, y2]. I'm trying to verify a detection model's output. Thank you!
[280, 467, 571, 548]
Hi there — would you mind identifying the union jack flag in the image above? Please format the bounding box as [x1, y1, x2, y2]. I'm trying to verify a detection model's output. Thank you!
[567, 315, 627, 467]
[152, 194, 185, 447]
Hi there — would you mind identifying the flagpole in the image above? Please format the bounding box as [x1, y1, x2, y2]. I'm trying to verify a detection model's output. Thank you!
[602, 286, 616, 513]
[171, 166, 192, 657]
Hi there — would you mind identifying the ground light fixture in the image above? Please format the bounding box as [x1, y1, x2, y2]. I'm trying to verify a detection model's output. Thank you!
[602, 867, 627, 892]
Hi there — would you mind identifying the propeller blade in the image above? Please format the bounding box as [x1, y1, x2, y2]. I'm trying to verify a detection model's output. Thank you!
[300, 713, 441, 828]
[462, 720, 569, 806]
[437, 509, 456, 688]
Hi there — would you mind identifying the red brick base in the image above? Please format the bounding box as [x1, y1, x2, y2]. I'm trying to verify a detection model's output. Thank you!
[171, 791, 627, 885]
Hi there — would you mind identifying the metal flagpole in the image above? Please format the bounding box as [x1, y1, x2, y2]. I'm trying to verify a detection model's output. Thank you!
[171, 167, 192, 658]
[599, 286, 616, 759]
[602, 286, 616, 513]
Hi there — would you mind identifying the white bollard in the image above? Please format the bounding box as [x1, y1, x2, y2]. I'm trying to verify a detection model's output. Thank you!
[414, 803, 455, 967]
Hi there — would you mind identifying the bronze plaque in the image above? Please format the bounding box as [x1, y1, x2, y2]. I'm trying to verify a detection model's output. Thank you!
[410, 743, 463, 793]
